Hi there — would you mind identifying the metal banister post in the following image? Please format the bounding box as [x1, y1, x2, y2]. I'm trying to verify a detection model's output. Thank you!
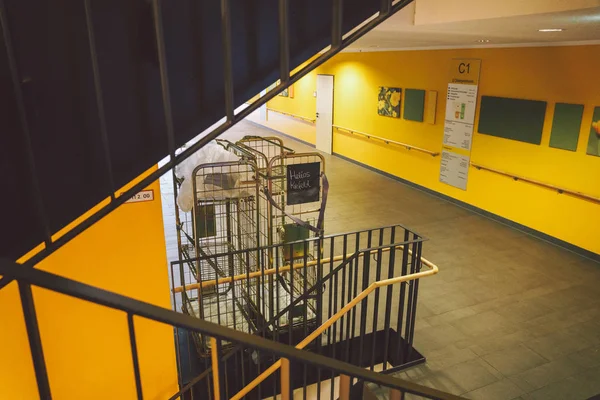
[152, 0, 176, 160]
[280, 358, 292, 400]
[278, 0, 290, 83]
[18, 281, 52, 399]
[210, 337, 227, 400]
[220, 0, 234, 122]
[332, 0, 343, 49]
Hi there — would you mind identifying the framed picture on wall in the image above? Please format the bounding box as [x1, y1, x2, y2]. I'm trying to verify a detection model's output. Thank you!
[378, 86, 401, 118]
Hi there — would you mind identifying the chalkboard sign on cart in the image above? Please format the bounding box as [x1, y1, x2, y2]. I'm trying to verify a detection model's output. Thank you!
[286, 162, 320, 205]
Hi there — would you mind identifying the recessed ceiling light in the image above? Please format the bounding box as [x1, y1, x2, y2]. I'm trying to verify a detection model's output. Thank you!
[476, 39, 490, 43]
[538, 28, 565, 32]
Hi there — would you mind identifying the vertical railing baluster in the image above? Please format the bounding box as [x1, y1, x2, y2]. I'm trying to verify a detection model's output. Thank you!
[389, 388, 402, 400]
[402, 238, 419, 364]
[18, 282, 52, 399]
[348, 232, 360, 363]
[339, 235, 347, 352]
[329, 236, 336, 400]
[381, 0, 392, 16]
[316, 237, 323, 397]
[0, 0, 52, 247]
[288, 243, 294, 346]
[151, 0, 176, 160]
[382, 227, 396, 370]
[83, 0, 115, 200]
[358, 250, 370, 367]
[210, 337, 226, 400]
[370, 247, 383, 371]
[278, 0, 290, 83]
[127, 314, 144, 400]
[405, 238, 423, 362]
[338, 374, 351, 400]
[332, 0, 343, 49]
[280, 358, 292, 400]
[220, 0, 234, 121]
[395, 229, 410, 365]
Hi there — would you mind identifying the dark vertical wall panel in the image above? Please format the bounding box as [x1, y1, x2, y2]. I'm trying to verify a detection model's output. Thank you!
[2, 0, 391, 260]
[0, 13, 46, 258]
[4, 0, 111, 235]
[549, 103, 584, 152]
[91, 0, 168, 187]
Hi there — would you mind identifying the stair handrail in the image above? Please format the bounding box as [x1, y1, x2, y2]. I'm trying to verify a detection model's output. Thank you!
[229, 245, 439, 400]
[471, 162, 600, 204]
[0, 257, 463, 400]
[333, 125, 440, 157]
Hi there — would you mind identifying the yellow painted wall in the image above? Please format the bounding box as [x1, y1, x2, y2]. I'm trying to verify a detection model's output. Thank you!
[0, 167, 179, 399]
[267, 45, 600, 255]
[268, 73, 318, 124]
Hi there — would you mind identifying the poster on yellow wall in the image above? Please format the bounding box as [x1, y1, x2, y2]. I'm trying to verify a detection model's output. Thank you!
[378, 86, 402, 118]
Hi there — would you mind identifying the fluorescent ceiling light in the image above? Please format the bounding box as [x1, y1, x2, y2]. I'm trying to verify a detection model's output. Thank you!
[538, 28, 565, 32]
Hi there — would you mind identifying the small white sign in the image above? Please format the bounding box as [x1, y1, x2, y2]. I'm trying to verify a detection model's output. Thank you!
[125, 189, 154, 204]
[439, 150, 470, 190]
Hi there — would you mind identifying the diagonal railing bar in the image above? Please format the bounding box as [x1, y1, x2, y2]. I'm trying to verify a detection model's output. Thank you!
[0, 257, 462, 400]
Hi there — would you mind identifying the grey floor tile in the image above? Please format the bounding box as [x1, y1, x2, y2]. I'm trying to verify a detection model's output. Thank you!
[465, 379, 524, 400]
[464, 330, 531, 357]
[482, 344, 549, 376]
[416, 358, 502, 395]
[527, 366, 600, 400]
[451, 310, 519, 338]
[509, 356, 582, 392]
[568, 344, 600, 369]
[524, 329, 592, 361]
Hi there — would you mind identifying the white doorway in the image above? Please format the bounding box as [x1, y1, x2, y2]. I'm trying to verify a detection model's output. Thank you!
[316, 74, 334, 154]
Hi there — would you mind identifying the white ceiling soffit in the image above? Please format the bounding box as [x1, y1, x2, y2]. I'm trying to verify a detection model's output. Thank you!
[414, 0, 600, 25]
[347, 2, 600, 51]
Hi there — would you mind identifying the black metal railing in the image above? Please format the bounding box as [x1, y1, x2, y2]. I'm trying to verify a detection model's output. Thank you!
[0, 257, 463, 400]
[169, 224, 444, 399]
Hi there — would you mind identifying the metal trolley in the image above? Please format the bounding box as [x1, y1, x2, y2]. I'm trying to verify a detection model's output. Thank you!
[172, 137, 328, 356]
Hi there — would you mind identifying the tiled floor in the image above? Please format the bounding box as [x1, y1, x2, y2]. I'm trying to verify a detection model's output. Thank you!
[160, 117, 600, 400]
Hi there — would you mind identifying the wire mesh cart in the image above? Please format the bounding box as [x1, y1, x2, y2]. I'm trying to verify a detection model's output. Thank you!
[172, 137, 328, 355]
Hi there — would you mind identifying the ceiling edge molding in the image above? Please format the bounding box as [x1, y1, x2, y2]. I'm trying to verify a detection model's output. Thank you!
[344, 39, 600, 53]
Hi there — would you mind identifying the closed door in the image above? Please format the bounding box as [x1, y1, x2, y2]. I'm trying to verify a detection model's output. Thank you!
[316, 74, 334, 154]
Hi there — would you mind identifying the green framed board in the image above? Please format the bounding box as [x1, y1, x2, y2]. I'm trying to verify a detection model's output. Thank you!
[478, 96, 547, 145]
[403, 89, 426, 122]
[587, 106, 600, 157]
[549, 103, 584, 152]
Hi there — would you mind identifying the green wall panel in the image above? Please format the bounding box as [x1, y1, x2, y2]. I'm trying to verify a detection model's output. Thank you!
[587, 106, 600, 157]
[549, 103, 584, 152]
[478, 96, 547, 145]
[403, 89, 426, 122]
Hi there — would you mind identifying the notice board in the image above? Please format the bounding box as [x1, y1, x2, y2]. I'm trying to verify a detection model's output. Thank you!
[404, 89, 426, 122]
[286, 162, 320, 205]
[478, 96, 547, 145]
[549, 103, 584, 152]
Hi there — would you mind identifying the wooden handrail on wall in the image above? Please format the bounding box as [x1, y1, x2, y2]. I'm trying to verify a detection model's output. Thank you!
[470, 162, 600, 204]
[333, 125, 439, 157]
[229, 246, 439, 400]
[267, 107, 316, 123]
